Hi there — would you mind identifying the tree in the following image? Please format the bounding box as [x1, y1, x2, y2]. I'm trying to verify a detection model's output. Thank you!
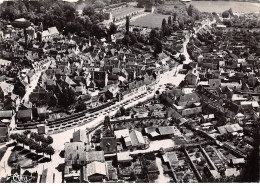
[178, 21, 184, 30]
[75, 101, 86, 113]
[45, 146, 55, 159]
[104, 116, 111, 131]
[94, 0, 106, 9]
[179, 54, 186, 62]
[187, 5, 193, 17]
[168, 16, 172, 25]
[222, 10, 230, 18]
[173, 12, 177, 21]
[10, 133, 18, 141]
[108, 23, 117, 35]
[46, 136, 53, 145]
[120, 107, 126, 116]
[23, 130, 31, 137]
[126, 16, 130, 35]
[228, 8, 233, 16]
[83, 6, 95, 17]
[149, 29, 157, 43]
[161, 18, 166, 34]
[16, 135, 27, 148]
[122, 35, 131, 46]
[154, 38, 162, 55]
[34, 134, 42, 144]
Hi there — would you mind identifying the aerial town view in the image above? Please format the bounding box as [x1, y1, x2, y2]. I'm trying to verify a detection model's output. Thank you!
[0, 0, 259, 183]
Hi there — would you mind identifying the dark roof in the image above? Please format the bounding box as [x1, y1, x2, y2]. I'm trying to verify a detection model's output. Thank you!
[17, 109, 32, 118]
[0, 125, 8, 138]
[100, 137, 117, 154]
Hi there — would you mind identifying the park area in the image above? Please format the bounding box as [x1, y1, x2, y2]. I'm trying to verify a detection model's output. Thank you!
[185, 1, 260, 13]
[130, 14, 169, 28]
[112, 6, 143, 18]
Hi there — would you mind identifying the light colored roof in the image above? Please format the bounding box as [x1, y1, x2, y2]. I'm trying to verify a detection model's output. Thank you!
[0, 110, 13, 118]
[129, 130, 145, 146]
[42, 30, 50, 37]
[203, 114, 215, 120]
[235, 113, 244, 118]
[114, 129, 130, 139]
[210, 170, 221, 179]
[231, 158, 245, 165]
[117, 152, 133, 162]
[201, 122, 213, 127]
[0, 59, 11, 66]
[241, 101, 259, 108]
[225, 168, 240, 177]
[14, 18, 27, 22]
[48, 27, 59, 35]
[86, 161, 107, 177]
[65, 76, 76, 86]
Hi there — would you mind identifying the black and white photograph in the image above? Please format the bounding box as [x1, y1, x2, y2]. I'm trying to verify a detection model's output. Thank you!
[0, 0, 259, 183]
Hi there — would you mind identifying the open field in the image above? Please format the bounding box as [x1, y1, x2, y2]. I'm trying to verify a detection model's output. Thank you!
[186, 1, 260, 13]
[112, 6, 143, 17]
[130, 14, 169, 28]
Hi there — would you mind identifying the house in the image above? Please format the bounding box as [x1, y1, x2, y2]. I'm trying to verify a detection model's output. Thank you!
[16, 109, 33, 123]
[129, 130, 146, 149]
[73, 129, 88, 143]
[106, 161, 118, 181]
[203, 166, 221, 180]
[84, 161, 107, 182]
[86, 151, 105, 164]
[181, 107, 202, 116]
[162, 151, 179, 167]
[185, 69, 199, 85]
[93, 71, 108, 88]
[105, 85, 119, 99]
[64, 142, 88, 166]
[209, 79, 221, 89]
[114, 129, 131, 147]
[37, 124, 46, 135]
[0, 110, 13, 120]
[41, 27, 59, 41]
[225, 168, 240, 177]
[100, 136, 117, 155]
[177, 93, 200, 107]
[230, 158, 245, 166]
[157, 126, 182, 138]
[0, 124, 9, 142]
[117, 151, 133, 163]
[37, 107, 49, 121]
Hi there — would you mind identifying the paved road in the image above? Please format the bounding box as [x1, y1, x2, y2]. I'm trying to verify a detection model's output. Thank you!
[10, 60, 51, 130]
[0, 146, 12, 178]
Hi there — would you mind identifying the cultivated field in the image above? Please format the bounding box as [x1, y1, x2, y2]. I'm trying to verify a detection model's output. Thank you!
[112, 6, 144, 17]
[186, 1, 260, 13]
[130, 14, 169, 28]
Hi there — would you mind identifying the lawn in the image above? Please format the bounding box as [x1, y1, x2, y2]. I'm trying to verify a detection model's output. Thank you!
[186, 1, 260, 13]
[0, 146, 8, 161]
[112, 6, 143, 18]
[130, 14, 170, 28]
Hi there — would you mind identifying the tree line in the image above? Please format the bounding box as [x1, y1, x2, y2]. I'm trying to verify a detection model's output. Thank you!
[10, 131, 55, 159]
